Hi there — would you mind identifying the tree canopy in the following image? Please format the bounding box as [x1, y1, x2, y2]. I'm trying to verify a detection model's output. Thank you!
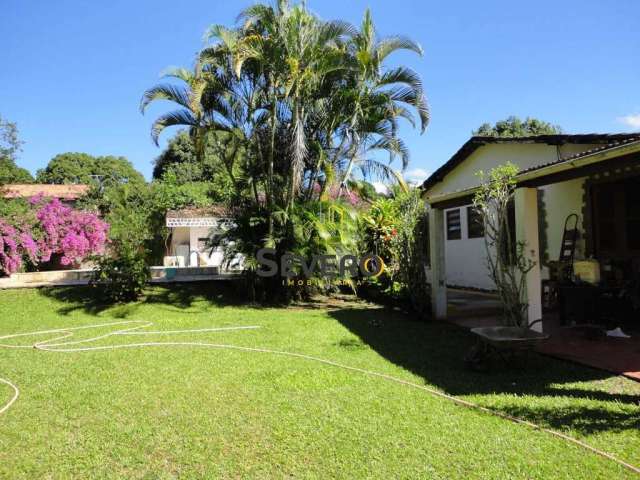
[473, 116, 562, 137]
[152, 130, 234, 186]
[0, 115, 33, 185]
[141, 1, 428, 245]
[36, 152, 145, 186]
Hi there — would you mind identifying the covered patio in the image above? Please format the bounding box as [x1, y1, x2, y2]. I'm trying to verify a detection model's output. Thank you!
[426, 137, 640, 380]
[445, 289, 640, 381]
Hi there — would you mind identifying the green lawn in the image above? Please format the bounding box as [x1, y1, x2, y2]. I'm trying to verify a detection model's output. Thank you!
[0, 283, 638, 479]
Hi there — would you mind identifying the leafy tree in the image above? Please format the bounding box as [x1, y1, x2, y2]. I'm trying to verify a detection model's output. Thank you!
[151, 131, 237, 200]
[0, 158, 33, 185]
[473, 116, 562, 137]
[141, 0, 428, 297]
[0, 115, 33, 185]
[152, 131, 198, 180]
[36, 152, 145, 186]
[94, 155, 146, 186]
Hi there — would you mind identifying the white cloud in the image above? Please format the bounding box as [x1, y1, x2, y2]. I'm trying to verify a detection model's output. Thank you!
[617, 113, 640, 130]
[404, 168, 430, 185]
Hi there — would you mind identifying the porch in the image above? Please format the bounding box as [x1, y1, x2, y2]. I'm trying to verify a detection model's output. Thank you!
[428, 138, 640, 327]
[446, 289, 640, 381]
[426, 138, 640, 380]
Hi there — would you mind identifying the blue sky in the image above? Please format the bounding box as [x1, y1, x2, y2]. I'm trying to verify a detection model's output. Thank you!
[2, 0, 639, 183]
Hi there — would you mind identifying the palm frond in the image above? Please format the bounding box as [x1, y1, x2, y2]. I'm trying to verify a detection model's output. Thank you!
[150, 109, 197, 145]
[140, 84, 192, 113]
[376, 36, 423, 61]
[367, 136, 410, 169]
[159, 67, 194, 84]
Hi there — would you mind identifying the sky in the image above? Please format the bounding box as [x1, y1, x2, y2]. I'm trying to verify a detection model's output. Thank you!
[1, 0, 639, 184]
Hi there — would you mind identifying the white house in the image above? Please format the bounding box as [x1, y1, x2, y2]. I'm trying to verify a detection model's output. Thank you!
[165, 206, 239, 270]
[421, 133, 640, 328]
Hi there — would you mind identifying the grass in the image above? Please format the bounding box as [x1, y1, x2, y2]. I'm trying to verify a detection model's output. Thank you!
[0, 282, 639, 479]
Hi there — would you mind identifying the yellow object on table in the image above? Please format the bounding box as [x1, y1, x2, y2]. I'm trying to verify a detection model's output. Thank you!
[573, 259, 600, 285]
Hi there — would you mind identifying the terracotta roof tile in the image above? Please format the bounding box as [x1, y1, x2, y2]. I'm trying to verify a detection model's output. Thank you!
[0, 184, 90, 200]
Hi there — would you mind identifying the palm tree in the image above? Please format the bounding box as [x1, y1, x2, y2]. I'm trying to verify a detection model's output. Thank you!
[336, 9, 429, 190]
[141, 1, 429, 280]
[140, 61, 219, 163]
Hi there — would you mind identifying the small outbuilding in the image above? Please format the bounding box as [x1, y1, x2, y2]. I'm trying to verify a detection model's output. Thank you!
[165, 206, 238, 269]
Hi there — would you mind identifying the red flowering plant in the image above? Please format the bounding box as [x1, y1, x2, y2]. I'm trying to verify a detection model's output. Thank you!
[0, 196, 109, 276]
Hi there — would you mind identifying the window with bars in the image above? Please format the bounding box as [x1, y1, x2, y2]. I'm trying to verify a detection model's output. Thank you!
[446, 209, 461, 240]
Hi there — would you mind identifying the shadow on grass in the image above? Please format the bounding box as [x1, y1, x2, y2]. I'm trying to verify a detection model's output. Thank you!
[37, 281, 262, 317]
[330, 307, 640, 435]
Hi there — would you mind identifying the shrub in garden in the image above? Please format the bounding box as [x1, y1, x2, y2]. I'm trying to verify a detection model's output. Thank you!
[33, 196, 108, 265]
[473, 163, 535, 327]
[90, 204, 152, 302]
[91, 240, 150, 303]
[360, 189, 430, 318]
[390, 190, 430, 318]
[0, 220, 38, 275]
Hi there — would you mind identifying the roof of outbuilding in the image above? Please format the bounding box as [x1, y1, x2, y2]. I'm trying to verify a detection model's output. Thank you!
[0, 183, 90, 200]
[166, 205, 231, 219]
[421, 133, 640, 192]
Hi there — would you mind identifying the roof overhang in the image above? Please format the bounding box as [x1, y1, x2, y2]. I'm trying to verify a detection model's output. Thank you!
[421, 133, 640, 194]
[425, 139, 640, 209]
[166, 217, 220, 228]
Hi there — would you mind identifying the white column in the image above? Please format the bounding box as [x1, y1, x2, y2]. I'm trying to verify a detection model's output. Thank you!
[515, 187, 543, 332]
[429, 207, 447, 319]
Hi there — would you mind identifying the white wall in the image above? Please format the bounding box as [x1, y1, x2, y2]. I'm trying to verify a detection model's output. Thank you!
[169, 226, 224, 267]
[540, 178, 586, 263]
[428, 143, 598, 198]
[436, 178, 587, 289]
[168, 223, 247, 269]
[425, 142, 595, 290]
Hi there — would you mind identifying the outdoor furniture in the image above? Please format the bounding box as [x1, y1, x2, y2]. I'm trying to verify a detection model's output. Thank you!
[465, 326, 550, 371]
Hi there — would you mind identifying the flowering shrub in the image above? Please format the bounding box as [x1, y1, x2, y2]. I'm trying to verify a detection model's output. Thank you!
[0, 221, 24, 274]
[0, 197, 109, 275]
[312, 183, 363, 207]
[34, 197, 108, 265]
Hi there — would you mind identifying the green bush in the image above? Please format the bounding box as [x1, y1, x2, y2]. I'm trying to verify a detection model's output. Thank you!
[360, 189, 430, 318]
[91, 241, 150, 303]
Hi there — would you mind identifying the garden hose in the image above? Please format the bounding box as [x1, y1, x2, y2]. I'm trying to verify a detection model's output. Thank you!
[0, 377, 19, 416]
[0, 320, 638, 475]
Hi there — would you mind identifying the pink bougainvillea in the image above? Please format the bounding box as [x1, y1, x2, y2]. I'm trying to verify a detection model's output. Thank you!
[35, 198, 109, 266]
[312, 183, 363, 207]
[0, 197, 109, 275]
[0, 220, 23, 275]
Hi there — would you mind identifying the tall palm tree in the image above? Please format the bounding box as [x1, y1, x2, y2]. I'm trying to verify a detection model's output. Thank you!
[337, 9, 429, 190]
[140, 61, 219, 163]
[141, 1, 429, 270]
